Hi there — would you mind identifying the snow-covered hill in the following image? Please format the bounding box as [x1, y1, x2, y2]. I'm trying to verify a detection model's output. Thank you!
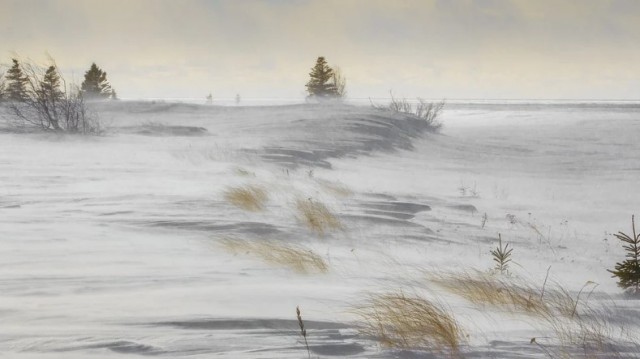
[1, 101, 639, 358]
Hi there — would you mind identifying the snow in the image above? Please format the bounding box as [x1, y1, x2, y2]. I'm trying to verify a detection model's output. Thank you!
[0, 101, 639, 358]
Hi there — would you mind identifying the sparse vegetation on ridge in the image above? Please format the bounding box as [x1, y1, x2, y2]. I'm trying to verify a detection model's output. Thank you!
[4, 57, 103, 134]
[371, 90, 444, 131]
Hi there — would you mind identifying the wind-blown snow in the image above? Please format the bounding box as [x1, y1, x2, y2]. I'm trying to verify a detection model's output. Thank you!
[0, 101, 639, 358]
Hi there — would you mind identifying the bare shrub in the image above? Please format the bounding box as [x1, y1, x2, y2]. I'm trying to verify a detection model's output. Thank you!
[332, 66, 347, 99]
[372, 91, 444, 131]
[219, 238, 328, 274]
[296, 198, 342, 235]
[6, 58, 102, 135]
[355, 291, 465, 357]
[224, 185, 268, 211]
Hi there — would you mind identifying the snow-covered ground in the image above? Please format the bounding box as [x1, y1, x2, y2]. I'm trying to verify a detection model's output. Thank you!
[1, 101, 639, 358]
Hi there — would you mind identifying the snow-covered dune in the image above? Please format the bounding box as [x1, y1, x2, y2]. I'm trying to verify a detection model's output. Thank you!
[0, 101, 639, 358]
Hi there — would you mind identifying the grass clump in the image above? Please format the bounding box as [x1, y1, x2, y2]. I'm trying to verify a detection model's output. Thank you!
[296, 198, 342, 235]
[355, 292, 465, 357]
[433, 271, 638, 358]
[219, 238, 328, 274]
[433, 271, 551, 317]
[224, 185, 268, 211]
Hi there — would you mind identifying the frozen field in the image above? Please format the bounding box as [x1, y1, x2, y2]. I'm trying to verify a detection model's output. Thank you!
[1, 101, 639, 358]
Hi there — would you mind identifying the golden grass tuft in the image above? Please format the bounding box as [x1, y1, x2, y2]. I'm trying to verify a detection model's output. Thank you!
[432, 272, 551, 317]
[296, 198, 342, 235]
[219, 238, 328, 274]
[432, 272, 635, 358]
[224, 185, 268, 211]
[355, 292, 465, 357]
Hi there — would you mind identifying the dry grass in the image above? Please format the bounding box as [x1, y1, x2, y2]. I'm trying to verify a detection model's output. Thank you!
[355, 292, 465, 357]
[224, 185, 268, 211]
[432, 272, 552, 317]
[433, 272, 638, 358]
[296, 198, 342, 235]
[432, 272, 598, 321]
[536, 305, 637, 359]
[219, 238, 328, 274]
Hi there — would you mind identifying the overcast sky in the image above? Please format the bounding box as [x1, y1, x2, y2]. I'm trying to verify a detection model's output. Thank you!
[2, 0, 639, 100]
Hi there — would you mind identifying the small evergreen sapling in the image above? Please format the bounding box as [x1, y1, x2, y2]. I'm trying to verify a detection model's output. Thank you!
[608, 215, 640, 295]
[491, 234, 513, 275]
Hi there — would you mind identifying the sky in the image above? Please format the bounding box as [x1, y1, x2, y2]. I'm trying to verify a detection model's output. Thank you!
[1, 0, 640, 100]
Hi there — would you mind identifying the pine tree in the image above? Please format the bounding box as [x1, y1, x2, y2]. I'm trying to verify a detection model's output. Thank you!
[41, 65, 64, 102]
[5, 59, 29, 102]
[305, 56, 337, 98]
[0, 73, 5, 102]
[609, 215, 640, 295]
[81, 63, 112, 99]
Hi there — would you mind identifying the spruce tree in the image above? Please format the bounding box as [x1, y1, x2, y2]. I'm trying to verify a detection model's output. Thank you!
[41, 66, 64, 102]
[5, 59, 29, 102]
[81, 63, 112, 99]
[305, 57, 337, 98]
[609, 215, 640, 295]
[0, 73, 5, 102]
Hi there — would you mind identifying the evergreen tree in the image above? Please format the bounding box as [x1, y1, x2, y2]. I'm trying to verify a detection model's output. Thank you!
[0, 73, 5, 102]
[609, 215, 640, 295]
[305, 57, 337, 98]
[110, 89, 118, 100]
[81, 63, 112, 99]
[5, 59, 29, 102]
[41, 65, 64, 102]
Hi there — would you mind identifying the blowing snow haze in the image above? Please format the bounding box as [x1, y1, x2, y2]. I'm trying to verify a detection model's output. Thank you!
[1, 0, 640, 101]
[2, 1, 640, 359]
